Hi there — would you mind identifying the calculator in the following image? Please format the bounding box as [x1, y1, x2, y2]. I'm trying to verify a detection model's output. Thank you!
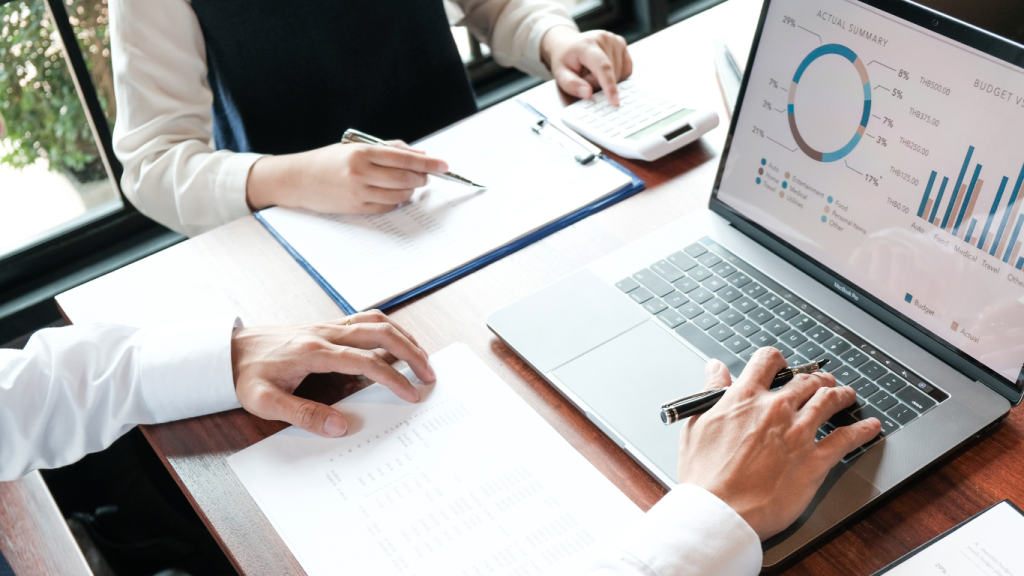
[560, 79, 719, 161]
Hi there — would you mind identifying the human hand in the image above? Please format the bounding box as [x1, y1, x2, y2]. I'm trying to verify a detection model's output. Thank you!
[541, 27, 632, 105]
[230, 310, 436, 437]
[677, 348, 881, 540]
[246, 141, 449, 214]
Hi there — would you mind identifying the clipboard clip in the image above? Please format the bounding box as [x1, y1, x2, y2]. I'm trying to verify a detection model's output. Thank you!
[530, 118, 601, 165]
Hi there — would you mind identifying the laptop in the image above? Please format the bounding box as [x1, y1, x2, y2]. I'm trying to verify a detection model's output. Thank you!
[488, 0, 1024, 568]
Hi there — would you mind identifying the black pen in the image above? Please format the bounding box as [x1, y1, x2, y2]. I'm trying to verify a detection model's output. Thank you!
[660, 359, 830, 425]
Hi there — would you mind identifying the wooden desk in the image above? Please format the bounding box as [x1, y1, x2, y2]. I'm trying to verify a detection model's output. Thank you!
[55, 0, 1024, 574]
[0, 472, 91, 575]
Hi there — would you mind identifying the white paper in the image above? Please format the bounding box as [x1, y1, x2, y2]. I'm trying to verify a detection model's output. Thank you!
[258, 101, 633, 311]
[228, 343, 642, 576]
[883, 501, 1024, 575]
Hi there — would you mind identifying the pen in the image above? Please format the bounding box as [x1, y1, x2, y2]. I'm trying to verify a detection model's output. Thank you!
[659, 359, 831, 425]
[341, 128, 486, 189]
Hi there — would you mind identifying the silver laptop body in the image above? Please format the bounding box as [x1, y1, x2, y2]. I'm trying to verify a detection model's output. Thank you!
[489, 0, 1024, 567]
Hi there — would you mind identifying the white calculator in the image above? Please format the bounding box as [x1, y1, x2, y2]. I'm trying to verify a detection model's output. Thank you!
[560, 79, 719, 161]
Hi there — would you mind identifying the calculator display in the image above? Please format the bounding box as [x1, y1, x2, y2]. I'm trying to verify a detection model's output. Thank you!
[626, 108, 695, 141]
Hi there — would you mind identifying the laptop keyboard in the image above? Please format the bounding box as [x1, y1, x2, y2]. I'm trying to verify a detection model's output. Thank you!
[615, 238, 948, 462]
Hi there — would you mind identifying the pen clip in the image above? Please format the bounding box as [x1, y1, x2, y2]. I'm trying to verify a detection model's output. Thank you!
[342, 128, 386, 146]
[660, 388, 721, 410]
[530, 119, 599, 165]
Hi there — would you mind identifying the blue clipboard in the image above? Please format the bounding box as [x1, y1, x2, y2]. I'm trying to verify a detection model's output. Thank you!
[255, 108, 645, 315]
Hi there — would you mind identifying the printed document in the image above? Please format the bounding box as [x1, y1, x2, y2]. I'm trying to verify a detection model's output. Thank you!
[257, 101, 634, 312]
[228, 343, 642, 576]
[880, 501, 1024, 575]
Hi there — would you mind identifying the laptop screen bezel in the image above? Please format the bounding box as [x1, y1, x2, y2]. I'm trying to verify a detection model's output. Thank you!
[708, 0, 1024, 405]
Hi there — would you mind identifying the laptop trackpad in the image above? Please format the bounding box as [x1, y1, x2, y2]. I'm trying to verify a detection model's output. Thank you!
[552, 321, 709, 481]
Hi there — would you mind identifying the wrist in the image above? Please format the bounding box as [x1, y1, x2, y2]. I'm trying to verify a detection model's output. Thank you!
[246, 153, 306, 211]
[539, 25, 579, 70]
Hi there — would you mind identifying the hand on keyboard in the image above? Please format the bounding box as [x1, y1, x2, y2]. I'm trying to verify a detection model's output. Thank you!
[676, 348, 881, 541]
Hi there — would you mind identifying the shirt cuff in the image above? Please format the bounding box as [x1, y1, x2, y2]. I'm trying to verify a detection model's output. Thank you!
[610, 484, 763, 576]
[213, 152, 263, 227]
[522, 17, 578, 80]
[140, 317, 243, 423]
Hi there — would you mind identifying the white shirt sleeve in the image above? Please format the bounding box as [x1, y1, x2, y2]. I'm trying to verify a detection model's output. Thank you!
[0, 320, 242, 481]
[585, 484, 763, 576]
[453, 0, 579, 79]
[109, 0, 261, 238]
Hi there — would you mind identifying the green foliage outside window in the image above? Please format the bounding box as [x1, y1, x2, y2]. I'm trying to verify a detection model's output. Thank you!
[0, 0, 114, 183]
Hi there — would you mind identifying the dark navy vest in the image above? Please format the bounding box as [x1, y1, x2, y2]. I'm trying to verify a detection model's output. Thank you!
[188, 0, 478, 154]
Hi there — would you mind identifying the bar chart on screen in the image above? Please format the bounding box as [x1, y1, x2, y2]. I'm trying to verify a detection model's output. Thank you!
[916, 147, 1024, 270]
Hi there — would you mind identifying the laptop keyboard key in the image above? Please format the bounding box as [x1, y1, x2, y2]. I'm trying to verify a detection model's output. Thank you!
[711, 262, 737, 278]
[822, 336, 852, 355]
[735, 320, 760, 338]
[859, 360, 886, 381]
[877, 373, 908, 394]
[887, 404, 918, 426]
[704, 276, 728, 292]
[633, 269, 674, 297]
[764, 319, 790, 337]
[737, 346, 756, 363]
[756, 293, 783, 309]
[657, 308, 686, 328]
[697, 252, 722, 268]
[780, 330, 808, 348]
[795, 341, 824, 360]
[771, 342, 794, 358]
[774, 304, 798, 320]
[869, 391, 898, 411]
[643, 298, 668, 315]
[689, 287, 714, 304]
[675, 322, 746, 375]
[841, 349, 868, 367]
[732, 296, 758, 314]
[679, 302, 704, 319]
[663, 291, 689, 308]
[668, 251, 698, 271]
[896, 386, 937, 413]
[723, 335, 750, 354]
[718, 286, 742, 302]
[629, 287, 654, 303]
[806, 326, 834, 344]
[651, 260, 685, 282]
[616, 277, 640, 293]
[832, 365, 860, 385]
[750, 331, 778, 347]
[704, 298, 729, 315]
[683, 243, 707, 258]
[689, 266, 713, 282]
[727, 272, 752, 288]
[718, 309, 744, 326]
[742, 282, 768, 298]
[673, 277, 700, 293]
[709, 325, 735, 342]
[790, 314, 816, 332]
[694, 313, 720, 331]
[748, 307, 775, 325]
[851, 379, 878, 397]
[855, 405, 899, 436]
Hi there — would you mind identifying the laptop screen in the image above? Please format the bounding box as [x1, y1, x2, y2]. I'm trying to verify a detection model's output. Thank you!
[714, 0, 1024, 390]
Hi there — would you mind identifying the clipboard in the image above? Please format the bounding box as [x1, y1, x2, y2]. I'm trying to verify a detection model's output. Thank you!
[254, 99, 645, 315]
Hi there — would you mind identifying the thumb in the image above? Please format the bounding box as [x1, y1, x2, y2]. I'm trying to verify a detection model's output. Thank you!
[553, 64, 593, 100]
[261, 387, 349, 437]
[818, 418, 881, 463]
[703, 358, 732, 391]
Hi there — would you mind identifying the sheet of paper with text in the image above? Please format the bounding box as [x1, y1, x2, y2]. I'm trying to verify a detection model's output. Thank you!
[228, 343, 642, 576]
[257, 101, 633, 311]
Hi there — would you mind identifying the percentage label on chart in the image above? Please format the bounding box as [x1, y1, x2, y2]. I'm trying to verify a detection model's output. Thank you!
[877, 136, 887, 147]
[783, 15, 796, 27]
[892, 88, 904, 99]
[769, 79, 779, 89]
[898, 69, 910, 80]
[882, 116, 894, 128]
[865, 174, 880, 186]
[763, 100, 773, 110]
[752, 126, 765, 137]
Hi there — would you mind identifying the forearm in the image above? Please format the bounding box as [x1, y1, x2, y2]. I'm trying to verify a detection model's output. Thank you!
[0, 321, 240, 481]
[584, 484, 762, 576]
[456, 0, 577, 78]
